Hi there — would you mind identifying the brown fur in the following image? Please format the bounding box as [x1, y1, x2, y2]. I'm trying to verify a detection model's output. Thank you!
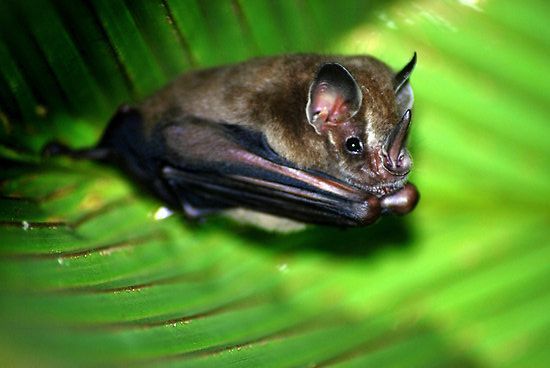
[140, 54, 411, 193]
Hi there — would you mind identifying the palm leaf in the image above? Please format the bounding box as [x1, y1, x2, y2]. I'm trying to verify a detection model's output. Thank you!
[1, 0, 549, 367]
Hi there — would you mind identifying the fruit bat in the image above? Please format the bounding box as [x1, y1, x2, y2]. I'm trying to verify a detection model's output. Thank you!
[44, 53, 419, 227]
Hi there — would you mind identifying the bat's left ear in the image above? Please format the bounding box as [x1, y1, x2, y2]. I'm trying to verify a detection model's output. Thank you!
[306, 63, 362, 135]
[394, 52, 417, 113]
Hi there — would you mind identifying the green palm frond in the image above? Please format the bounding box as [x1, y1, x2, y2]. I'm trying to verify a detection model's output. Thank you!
[1, 0, 548, 367]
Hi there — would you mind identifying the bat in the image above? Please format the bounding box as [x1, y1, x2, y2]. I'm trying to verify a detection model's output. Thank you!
[43, 53, 419, 228]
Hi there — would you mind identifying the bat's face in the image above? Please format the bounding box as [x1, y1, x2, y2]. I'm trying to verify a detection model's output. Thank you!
[306, 54, 416, 197]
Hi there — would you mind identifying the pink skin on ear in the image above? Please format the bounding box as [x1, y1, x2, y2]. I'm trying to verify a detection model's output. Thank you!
[311, 84, 350, 125]
[308, 84, 354, 135]
[306, 63, 362, 135]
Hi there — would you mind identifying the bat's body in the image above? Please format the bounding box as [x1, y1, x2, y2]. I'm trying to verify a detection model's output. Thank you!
[45, 54, 419, 227]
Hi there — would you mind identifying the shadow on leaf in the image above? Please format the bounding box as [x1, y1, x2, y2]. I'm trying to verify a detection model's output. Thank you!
[200, 214, 415, 258]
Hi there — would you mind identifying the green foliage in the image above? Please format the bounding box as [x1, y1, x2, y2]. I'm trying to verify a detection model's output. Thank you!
[1, 0, 549, 366]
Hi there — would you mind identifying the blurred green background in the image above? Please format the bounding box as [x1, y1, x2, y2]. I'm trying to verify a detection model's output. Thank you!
[0, 0, 549, 366]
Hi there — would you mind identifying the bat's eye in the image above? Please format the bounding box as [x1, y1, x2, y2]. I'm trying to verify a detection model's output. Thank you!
[345, 137, 363, 154]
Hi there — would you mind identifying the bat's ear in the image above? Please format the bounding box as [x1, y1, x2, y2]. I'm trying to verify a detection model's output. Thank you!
[306, 63, 362, 135]
[394, 52, 416, 113]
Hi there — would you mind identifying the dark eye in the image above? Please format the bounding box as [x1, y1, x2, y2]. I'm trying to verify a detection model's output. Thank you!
[345, 137, 363, 154]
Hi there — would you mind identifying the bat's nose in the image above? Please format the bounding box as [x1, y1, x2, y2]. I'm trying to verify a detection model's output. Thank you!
[362, 147, 410, 187]
[381, 109, 412, 176]
[382, 149, 411, 176]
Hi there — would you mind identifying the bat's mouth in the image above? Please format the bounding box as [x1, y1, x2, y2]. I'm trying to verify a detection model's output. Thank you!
[362, 178, 408, 197]
[372, 184, 403, 197]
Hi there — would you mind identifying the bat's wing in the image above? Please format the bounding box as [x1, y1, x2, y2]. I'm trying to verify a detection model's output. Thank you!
[42, 107, 417, 227]
[154, 118, 382, 226]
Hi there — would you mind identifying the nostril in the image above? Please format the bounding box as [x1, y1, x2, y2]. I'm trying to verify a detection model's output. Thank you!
[383, 150, 410, 175]
[398, 152, 410, 168]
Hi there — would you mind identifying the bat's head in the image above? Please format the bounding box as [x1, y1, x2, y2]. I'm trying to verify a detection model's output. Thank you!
[306, 53, 417, 196]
